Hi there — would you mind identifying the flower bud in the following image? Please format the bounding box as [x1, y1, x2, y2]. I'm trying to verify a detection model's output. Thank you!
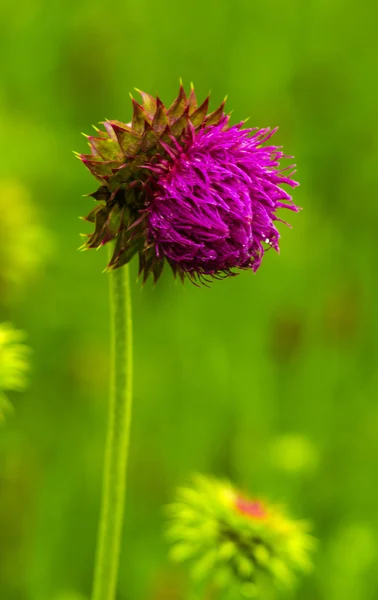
[167, 475, 314, 595]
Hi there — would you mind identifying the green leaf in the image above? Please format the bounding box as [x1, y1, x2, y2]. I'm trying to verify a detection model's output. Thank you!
[190, 97, 209, 127]
[218, 541, 237, 560]
[109, 167, 134, 189]
[269, 558, 294, 586]
[254, 544, 270, 567]
[83, 204, 106, 224]
[89, 185, 109, 202]
[170, 106, 189, 137]
[152, 259, 164, 284]
[110, 122, 141, 157]
[167, 83, 187, 118]
[0, 391, 14, 422]
[113, 238, 143, 269]
[236, 555, 255, 579]
[86, 207, 109, 247]
[81, 157, 116, 181]
[138, 248, 156, 283]
[205, 100, 226, 126]
[187, 84, 197, 114]
[140, 122, 159, 152]
[170, 543, 197, 562]
[137, 89, 156, 117]
[192, 549, 218, 581]
[131, 98, 148, 134]
[103, 205, 122, 242]
[152, 97, 169, 135]
[88, 136, 123, 161]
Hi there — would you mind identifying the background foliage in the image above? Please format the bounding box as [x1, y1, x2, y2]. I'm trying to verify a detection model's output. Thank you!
[0, 0, 377, 598]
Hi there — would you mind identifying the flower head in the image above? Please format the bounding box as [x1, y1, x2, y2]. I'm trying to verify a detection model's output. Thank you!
[78, 85, 299, 283]
[167, 475, 314, 597]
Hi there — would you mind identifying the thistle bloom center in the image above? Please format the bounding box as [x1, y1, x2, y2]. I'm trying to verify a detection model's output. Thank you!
[147, 118, 299, 279]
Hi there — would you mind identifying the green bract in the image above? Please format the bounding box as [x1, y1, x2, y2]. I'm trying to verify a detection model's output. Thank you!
[77, 84, 227, 281]
[167, 475, 314, 598]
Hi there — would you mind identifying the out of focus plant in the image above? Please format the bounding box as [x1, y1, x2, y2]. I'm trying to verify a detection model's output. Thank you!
[0, 322, 30, 420]
[327, 522, 376, 599]
[52, 592, 88, 600]
[0, 180, 51, 303]
[167, 475, 314, 598]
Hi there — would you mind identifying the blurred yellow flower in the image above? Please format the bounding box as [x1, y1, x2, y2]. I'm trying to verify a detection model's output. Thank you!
[167, 475, 314, 597]
[0, 322, 30, 420]
[0, 180, 51, 302]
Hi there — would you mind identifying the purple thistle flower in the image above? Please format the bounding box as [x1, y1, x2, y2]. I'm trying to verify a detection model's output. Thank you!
[78, 85, 299, 284]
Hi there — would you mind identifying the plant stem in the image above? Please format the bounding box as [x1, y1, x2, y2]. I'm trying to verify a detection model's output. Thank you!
[92, 262, 133, 600]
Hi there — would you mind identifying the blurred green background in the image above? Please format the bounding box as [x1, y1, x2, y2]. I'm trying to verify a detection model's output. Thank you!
[1, 0, 377, 598]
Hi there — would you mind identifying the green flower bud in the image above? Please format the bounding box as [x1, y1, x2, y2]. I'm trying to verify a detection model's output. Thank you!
[167, 475, 314, 596]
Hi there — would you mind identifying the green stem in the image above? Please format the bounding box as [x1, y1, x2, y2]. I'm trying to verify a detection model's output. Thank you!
[92, 262, 133, 600]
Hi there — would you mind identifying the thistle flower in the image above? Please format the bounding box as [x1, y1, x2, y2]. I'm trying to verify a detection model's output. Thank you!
[0, 322, 30, 421]
[78, 84, 299, 284]
[167, 475, 313, 597]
